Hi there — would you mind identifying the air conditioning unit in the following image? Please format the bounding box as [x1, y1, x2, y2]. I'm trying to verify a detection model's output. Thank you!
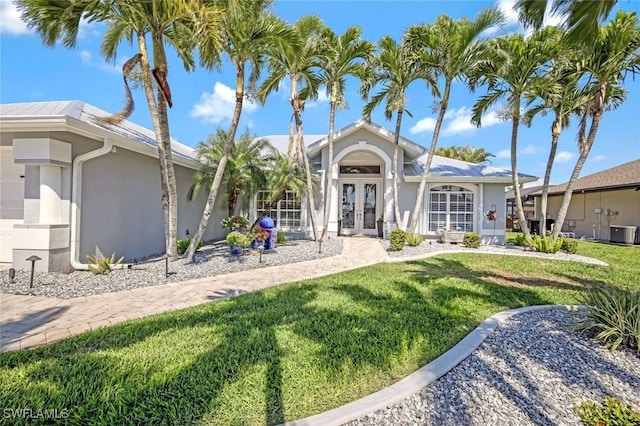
[609, 225, 637, 244]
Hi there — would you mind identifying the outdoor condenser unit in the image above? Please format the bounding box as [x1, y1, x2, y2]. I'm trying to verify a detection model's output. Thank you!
[609, 225, 637, 244]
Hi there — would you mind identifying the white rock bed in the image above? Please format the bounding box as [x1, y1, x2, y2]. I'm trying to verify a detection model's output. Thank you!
[0, 239, 343, 299]
[349, 308, 640, 426]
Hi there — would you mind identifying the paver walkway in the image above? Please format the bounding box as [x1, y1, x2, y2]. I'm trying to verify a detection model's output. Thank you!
[0, 238, 388, 352]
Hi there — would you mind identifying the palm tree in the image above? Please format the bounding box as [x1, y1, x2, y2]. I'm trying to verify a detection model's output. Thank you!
[471, 29, 557, 239]
[316, 26, 375, 240]
[405, 8, 504, 233]
[516, 0, 618, 43]
[551, 11, 640, 238]
[360, 35, 434, 230]
[185, 0, 291, 259]
[434, 145, 496, 164]
[248, 152, 314, 230]
[523, 41, 589, 234]
[17, 0, 225, 259]
[257, 15, 325, 240]
[188, 128, 274, 217]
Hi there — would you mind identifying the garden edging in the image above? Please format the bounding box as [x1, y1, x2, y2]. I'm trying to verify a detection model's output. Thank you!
[282, 304, 583, 426]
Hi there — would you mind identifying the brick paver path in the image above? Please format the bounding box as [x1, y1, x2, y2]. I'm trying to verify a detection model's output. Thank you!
[1, 238, 388, 352]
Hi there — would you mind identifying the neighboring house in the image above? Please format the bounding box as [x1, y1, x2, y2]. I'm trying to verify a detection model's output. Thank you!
[505, 185, 542, 231]
[0, 101, 224, 272]
[1, 101, 536, 272]
[260, 120, 537, 243]
[531, 159, 640, 242]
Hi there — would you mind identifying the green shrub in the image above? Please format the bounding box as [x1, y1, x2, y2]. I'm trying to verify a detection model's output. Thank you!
[463, 232, 481, 248]
[390, 229, 406, 251]
[575, 289, 640, 352]
[86, 250, 124, 275]
[560, 238, 579, 254]
[509, 233, 530, 247]
[530, 235, 563, 253]
[575, 397, 640, 426]
[276, 232, 287, 244]
[405, 232, 423, 247]
[177, 238, 204, 255]
[225, 231, 249, 247]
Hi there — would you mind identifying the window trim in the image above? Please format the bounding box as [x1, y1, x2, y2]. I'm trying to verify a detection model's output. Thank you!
[427, 185, 476, 233]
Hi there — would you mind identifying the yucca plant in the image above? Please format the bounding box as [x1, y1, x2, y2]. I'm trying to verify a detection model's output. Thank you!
[86, 249, 124, 275]
[405, 232, 423, 247]
[530, 235, 563, 253]
[575, 289, 640, 353]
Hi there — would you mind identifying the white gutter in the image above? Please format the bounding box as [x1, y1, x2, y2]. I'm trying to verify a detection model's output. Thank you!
[70, 138, 129, 270]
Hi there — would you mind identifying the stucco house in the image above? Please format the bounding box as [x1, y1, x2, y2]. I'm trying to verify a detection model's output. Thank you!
[531, 159, 640, 242]
[0, 101, 224, 272]
[1, 101, 537, 272]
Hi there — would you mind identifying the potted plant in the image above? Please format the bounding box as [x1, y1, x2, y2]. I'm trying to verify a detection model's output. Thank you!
[247, 226, 269, 249]
[376, 216, 384, 238]
[226, 231, 248, 255]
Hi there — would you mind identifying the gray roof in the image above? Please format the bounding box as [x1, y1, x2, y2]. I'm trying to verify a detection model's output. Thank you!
[0, 101, 197, 161]
[260, 134, 325, 155]
[407, 154, 538, 180]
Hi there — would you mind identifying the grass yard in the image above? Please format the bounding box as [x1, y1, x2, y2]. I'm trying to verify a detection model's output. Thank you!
[1, 241, 638, 425]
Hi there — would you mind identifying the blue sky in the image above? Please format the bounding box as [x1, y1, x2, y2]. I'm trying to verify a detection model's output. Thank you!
[1, 0, 639, 185]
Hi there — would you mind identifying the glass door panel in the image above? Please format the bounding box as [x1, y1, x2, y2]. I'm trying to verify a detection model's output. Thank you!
[342, 183, 356, 229]
[362, 183, 377, 230]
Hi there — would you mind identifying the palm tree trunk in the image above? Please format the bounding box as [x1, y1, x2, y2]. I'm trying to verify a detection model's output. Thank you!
[320, 94, 337, 241]
[552, 109, 602, 238]
[540, 116, 561, 234]
[510, 99, 531, 239]
[137, 33, 178, 258]
[297, 121, 319, 240]
[409, 80, 451, 232]
[186, 64, 245, 259]
[393, 109, 403, 230]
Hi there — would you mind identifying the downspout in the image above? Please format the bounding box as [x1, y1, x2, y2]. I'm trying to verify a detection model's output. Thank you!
[70, 138, 123, 270]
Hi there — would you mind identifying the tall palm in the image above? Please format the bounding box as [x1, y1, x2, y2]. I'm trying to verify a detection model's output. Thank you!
[405, 8, 504, 232]
[188, 128, 274, 217]
[17, 0, 225, 259]
[471, 29, 557, 239]
[523, 44, 589, 234]
[552, 11, 640, 238]
[361, 35, 432, 229]
[185, 0, 291, 258]
[258, 15, 325, 240]
[316, 26, 375, 240]
[434, 145, 496, 164]
[516, 0, 618, 43]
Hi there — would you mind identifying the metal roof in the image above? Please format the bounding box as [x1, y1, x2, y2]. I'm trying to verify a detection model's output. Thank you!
[406, 154, 538, 182]
[0, 100, 196, 162]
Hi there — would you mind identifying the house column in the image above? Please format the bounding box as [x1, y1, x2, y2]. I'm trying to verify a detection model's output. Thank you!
[12, 138, 72, 272]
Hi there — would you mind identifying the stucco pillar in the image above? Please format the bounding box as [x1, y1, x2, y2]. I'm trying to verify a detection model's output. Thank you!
[12, 138, 72, 272]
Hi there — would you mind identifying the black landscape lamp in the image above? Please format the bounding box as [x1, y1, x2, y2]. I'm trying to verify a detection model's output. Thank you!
[161, 253, 171, 278]
[25, 255, 41, 288]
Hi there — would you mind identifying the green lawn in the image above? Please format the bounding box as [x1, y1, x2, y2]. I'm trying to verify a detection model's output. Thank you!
[1, 241, 638, 425]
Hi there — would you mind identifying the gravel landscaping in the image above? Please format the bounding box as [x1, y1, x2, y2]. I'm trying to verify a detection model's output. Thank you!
[0, 238, 343, 298]
[380, 239, 609, 266]
[350, 308, 640, 426]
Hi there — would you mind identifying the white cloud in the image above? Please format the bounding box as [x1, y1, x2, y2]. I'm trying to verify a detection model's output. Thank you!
[554, 151, 575, 164]
[410, 106, 504, 136]
[79, 50, 120, 74]
[496, 149, 511, 159]
[590, 154, 606, 162]
[521, 144, 539, 155]
[305, 90, 329, 109]
[191, 82, 257, 124]
[409, 117, 436, 134]
[0, 0, 29, 35]
[491, 0, 565, 37]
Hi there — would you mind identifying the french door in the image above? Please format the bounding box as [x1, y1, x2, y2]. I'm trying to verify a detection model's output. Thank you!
[340, 179, 380, 236]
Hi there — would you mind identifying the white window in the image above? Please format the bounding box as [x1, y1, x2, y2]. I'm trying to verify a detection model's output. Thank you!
[428, 185, 474, 232]
[256, 190, 302, 230]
